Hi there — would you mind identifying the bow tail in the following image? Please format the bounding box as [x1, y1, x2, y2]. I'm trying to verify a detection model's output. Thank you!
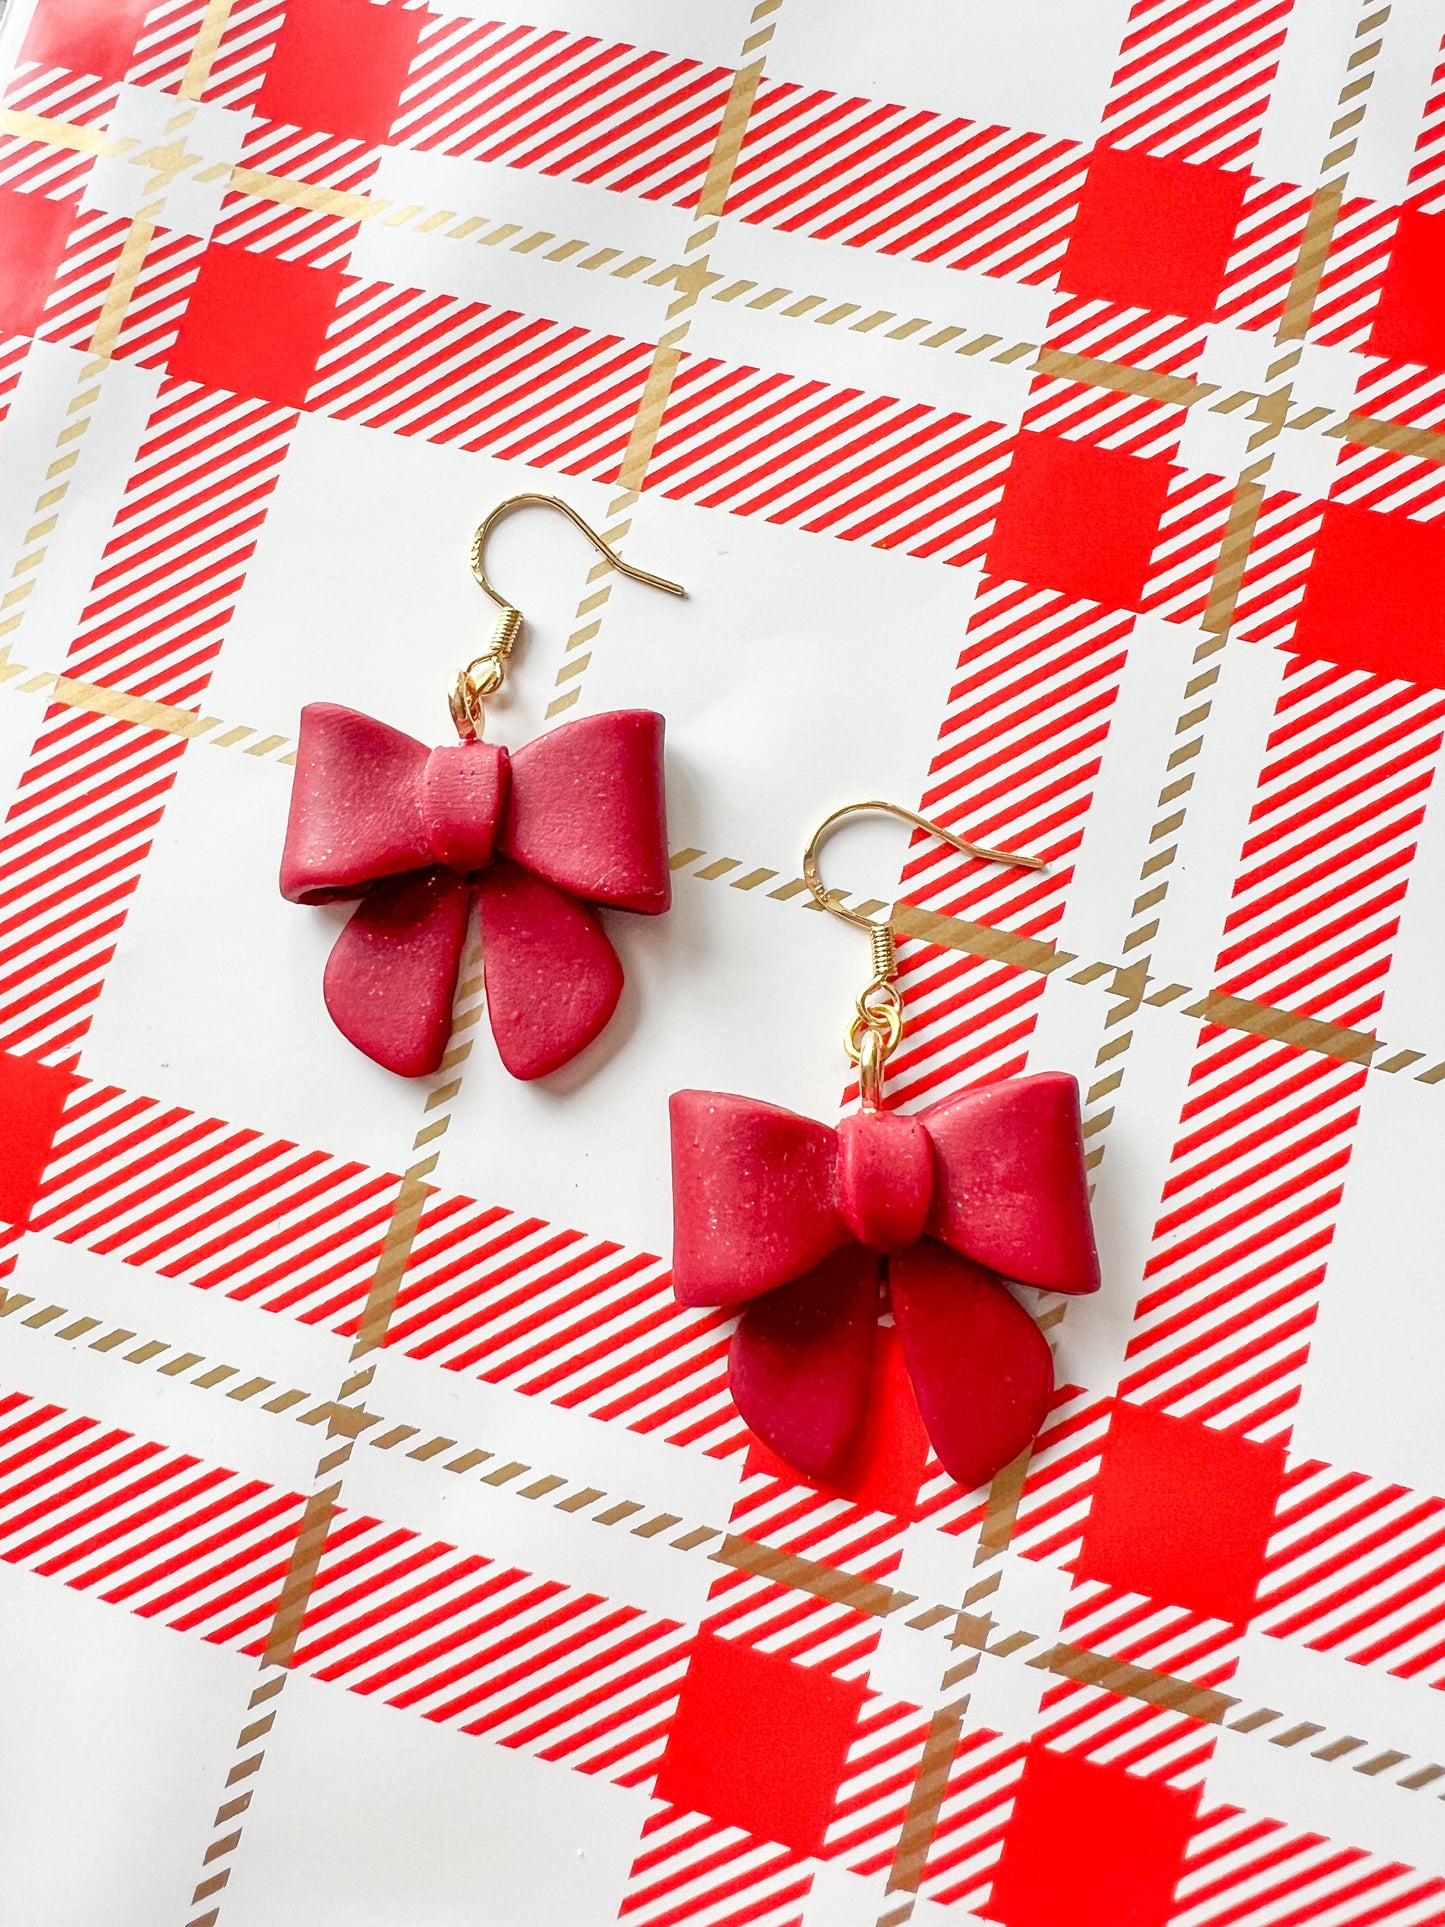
[323, 867, 472, 1077]
[477, 858, 624, 1080]
[729, 1246, 881, 1483]
[890, 1240, 1054, 1493]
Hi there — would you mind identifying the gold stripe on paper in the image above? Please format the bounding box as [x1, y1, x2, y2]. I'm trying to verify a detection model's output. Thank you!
[226, 165, 376, 223]
[54, 674, 221, 738]
[715, 1533, 915, 1617]
[1029, 1643, 1237, 1722]
[883, 1706, 964, 1896]
[0, 108, 113, 154]
[1278, 183, 1344, 342]
[697, 60, 767, 217]
[178, 0, 237, 101]
[1033, 348, 1214, 409]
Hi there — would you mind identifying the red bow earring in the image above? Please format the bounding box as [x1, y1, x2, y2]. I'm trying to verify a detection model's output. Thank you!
[670, 801, 1101, 1493]
[281, 494, 685, 1078]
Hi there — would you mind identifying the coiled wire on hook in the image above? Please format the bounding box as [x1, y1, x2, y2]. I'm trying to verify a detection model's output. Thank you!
[802, 800, 1046, 1109]
[451, 492, 685, 739]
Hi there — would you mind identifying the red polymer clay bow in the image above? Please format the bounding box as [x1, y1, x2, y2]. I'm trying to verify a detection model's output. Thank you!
[670, 1073, 1099, 1491]
[281, 702, 670, 1078]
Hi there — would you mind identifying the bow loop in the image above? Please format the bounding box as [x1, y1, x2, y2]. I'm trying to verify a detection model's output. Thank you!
[281, 703, 431, 904]
[504, 709, 670, 912]
[670, 1091, 844, 1307]
[925, 1072, 1099, 1294]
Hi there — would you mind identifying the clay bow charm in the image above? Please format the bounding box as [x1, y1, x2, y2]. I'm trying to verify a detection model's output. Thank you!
[280, 702, 670, 1078]
[671, 1074, 1099, 1491]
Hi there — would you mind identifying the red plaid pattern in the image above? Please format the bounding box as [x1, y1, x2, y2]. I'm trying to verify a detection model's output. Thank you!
[1, 0, 1445, 1921]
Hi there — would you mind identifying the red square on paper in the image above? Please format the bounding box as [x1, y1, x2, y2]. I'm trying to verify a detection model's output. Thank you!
[0, 1051, 79, 1228]
[1293, 499, 1445, 687]
[1060, 146, 1248, 320]
[257, 0, 426, 144]
[1077, 1402, 1284, 1623]
[986, 1745, 1198, 1927]
[19, 0, 153, 82]
[986, 431, 1173, 610]
[1368, 207, 1445, 367]
[655, 1634, 865, 1853]
[168, 244, 345, 406]
[0, 188, 78, 337]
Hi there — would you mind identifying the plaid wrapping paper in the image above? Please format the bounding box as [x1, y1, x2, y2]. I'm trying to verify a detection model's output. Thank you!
[2, 0, 1445, 1920]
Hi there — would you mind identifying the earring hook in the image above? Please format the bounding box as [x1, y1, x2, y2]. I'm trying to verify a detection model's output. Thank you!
[802, 799, 1047, 1107]
[451, 492, 685, 738]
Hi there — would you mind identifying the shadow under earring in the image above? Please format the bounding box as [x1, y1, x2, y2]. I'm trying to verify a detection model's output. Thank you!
[280, 493, 684, 1078]
[668, 801, 1100, 1493]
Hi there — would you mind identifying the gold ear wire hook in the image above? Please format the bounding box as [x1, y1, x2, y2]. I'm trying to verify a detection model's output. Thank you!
[451, 492, 686, 738]
[802, 800, 1047, 1107]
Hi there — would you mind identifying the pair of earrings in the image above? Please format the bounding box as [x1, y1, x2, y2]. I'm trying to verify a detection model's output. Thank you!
[281, 497, 1099, 1494]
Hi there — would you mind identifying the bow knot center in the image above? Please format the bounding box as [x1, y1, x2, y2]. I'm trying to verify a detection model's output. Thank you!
[836, 1110, 933, 1250]
[421, 741, 511, 873]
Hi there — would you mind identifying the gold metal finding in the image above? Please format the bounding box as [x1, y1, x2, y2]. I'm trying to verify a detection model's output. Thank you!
[802, 799, 1047, 1108]
[451, 492, 686, 737]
